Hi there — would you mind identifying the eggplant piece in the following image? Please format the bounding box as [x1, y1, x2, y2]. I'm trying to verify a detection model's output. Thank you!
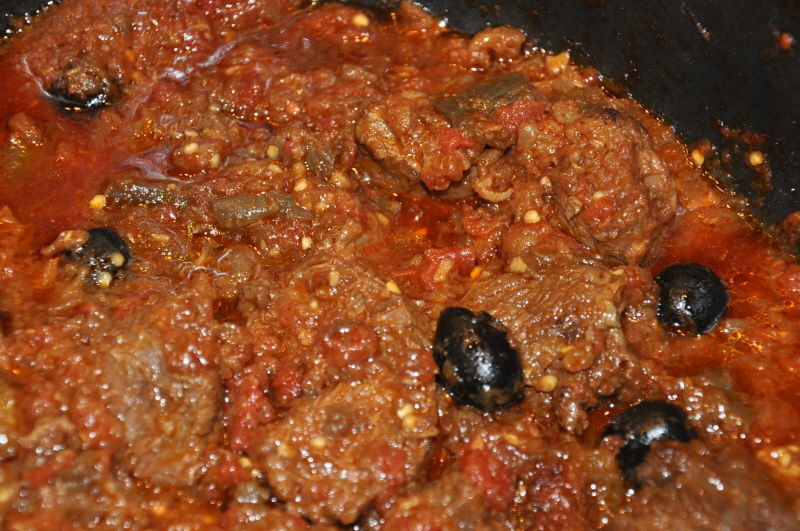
[212, 194, 280, 230]
[106, 180, 187, 208]
[212, 192, 311, 230]
[434, 72, 531, 120]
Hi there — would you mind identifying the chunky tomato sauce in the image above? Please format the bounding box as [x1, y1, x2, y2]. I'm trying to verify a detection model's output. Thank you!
[0, 0, 799, 528]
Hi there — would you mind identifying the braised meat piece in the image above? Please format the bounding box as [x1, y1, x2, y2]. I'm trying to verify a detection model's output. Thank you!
[513, 101, 677, 264]
[461, 261, 637, 433]
[356, 91, 480, 191]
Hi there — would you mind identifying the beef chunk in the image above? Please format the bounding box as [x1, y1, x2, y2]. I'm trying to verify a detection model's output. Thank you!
[460, 262, 637, 433]
[382, 471, 489, 529]
[99, 277, 223, 488]
[356, 91, 479, 191]
[509, 456, 596, 530]
[259, 256, 439, 396]
[101, 337, 221, 488]
[242, 257, 440, 524]
[554, 109, 675, 264]
[251, 377, 436, 525]
[610, 441, 796, 529]
[513, 100, 676, 264]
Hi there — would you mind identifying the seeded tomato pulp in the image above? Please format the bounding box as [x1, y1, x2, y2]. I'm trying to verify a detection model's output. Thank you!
[0, 0, 799, 528]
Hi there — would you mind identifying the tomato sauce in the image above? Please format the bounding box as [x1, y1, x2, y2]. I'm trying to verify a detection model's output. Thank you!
[0, 0, 799, 528]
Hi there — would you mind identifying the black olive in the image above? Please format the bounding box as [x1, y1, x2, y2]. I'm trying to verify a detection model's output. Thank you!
[48, 87, 114, 113]
[602, 400, 695, 484]
[655, 262, 728, 335]
[64, 227, 131, 287]
[433, 306, 523, 411]
[46, 63, 121, 112]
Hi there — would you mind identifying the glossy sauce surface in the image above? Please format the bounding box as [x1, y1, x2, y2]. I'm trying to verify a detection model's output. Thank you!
[0, 0, 799, 528]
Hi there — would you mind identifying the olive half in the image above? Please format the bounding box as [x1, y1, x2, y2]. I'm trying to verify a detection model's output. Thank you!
[64, 227, 131, 287]
[46, 62, 121, 113]
[602, 400, 695, 484]
[433, 307, 523, 411]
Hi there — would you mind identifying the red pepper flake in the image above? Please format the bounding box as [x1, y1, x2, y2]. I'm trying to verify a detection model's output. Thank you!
[779, 32, 795, 51]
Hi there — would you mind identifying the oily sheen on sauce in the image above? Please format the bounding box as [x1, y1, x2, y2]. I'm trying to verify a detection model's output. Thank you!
[0, 0, 799, 528]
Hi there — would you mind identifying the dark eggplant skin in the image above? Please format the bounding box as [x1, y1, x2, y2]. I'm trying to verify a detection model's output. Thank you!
[64, 227, 131, 287]
[603, 401, 696, 484]
[433, 306, 524, 411]
[656, 263, 728, 335]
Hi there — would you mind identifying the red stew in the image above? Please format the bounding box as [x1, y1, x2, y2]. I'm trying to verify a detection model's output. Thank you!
[0, 0, 799, 528]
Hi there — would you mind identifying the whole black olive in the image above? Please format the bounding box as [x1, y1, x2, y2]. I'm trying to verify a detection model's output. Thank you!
[65, 227, 131, 287]
[433, 306, 523, 411]
[655, 262, 728, 335]
[602, 400, 695, 484]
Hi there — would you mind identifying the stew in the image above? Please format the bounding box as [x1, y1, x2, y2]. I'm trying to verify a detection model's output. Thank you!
[0, 0, 799, 528]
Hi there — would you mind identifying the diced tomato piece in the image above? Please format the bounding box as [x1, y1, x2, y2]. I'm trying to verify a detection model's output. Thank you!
[459, 441, 514, 511]
[495, 96, 547, 132]
[437, 127, 478, 151]
[227, 372, 274, 452]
